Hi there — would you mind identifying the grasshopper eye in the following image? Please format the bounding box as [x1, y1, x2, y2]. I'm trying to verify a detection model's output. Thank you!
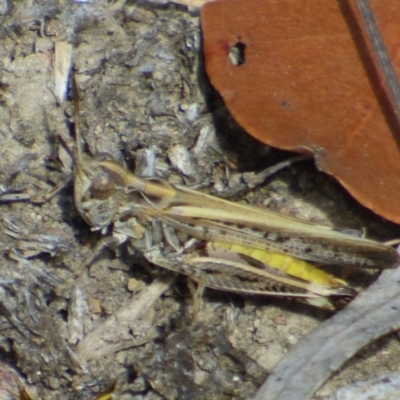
[91, 170, 115, 200]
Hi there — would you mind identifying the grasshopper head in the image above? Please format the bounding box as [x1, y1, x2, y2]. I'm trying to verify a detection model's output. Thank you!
[74, 153, 127, 232]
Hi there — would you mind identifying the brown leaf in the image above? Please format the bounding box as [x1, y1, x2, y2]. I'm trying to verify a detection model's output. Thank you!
[202, 0, 400, 223]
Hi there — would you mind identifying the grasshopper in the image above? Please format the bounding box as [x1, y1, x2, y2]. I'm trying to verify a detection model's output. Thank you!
[71, 82, 399, 312]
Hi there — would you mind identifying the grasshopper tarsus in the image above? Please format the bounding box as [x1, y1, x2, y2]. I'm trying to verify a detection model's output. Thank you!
[187, 279, 206, 323]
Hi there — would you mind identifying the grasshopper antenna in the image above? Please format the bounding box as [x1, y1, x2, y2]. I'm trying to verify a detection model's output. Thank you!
[71, 71, 84, 168]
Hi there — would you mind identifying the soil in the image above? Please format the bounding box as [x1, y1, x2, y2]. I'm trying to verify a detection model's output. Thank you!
[0, 1, 399, 399]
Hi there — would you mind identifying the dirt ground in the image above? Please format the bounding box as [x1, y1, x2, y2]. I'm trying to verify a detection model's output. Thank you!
[1, 1, 400, 399]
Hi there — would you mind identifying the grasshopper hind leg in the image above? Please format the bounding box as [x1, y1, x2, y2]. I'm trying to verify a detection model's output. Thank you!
[143, 245, 357, 312]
